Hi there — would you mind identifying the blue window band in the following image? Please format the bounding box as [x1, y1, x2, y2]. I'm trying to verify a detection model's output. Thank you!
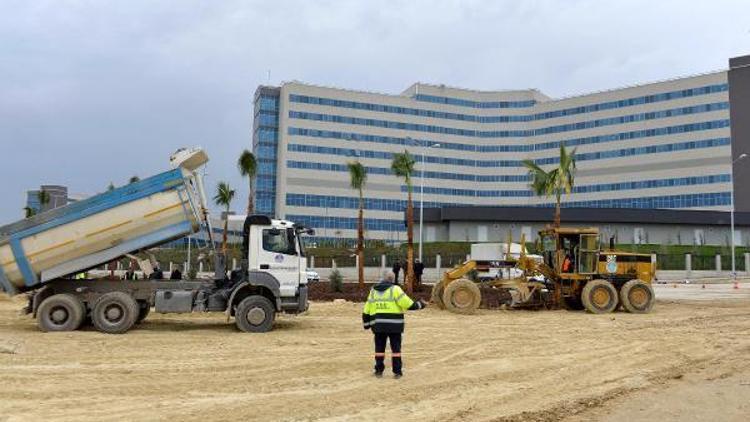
[286, 137, 730, 171]
[288, 102, 728, 138]
[410, 84, 727, 111]
[288, 121, 730, 153]
[289, 85, 728, 123]
[286, 174, 729, 204]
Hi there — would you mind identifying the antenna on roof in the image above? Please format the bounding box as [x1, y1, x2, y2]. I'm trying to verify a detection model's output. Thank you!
[267, 69, 271, 84]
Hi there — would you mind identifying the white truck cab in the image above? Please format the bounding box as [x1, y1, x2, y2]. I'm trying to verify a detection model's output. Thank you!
[238, 215, 311, 298]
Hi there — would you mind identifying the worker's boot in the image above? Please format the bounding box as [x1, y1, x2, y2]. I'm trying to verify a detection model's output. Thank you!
[392, 353, 402, 378]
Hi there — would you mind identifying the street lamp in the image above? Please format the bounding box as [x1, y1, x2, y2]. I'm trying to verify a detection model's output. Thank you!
[730, 152, 748, 289]
[419, 143, 441, 262]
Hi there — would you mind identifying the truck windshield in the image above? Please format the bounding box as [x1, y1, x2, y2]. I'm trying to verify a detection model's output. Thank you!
[262, 228, 297, 256]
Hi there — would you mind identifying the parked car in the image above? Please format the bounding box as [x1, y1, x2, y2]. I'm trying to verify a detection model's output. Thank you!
[306, 268, 320, 283]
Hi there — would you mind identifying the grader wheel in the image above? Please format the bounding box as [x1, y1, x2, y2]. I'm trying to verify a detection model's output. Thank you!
[442, 279, 481, 314]
[620, 279, 655, 314]
[431, 279, 449, 309]
[581, 279, 618, 314]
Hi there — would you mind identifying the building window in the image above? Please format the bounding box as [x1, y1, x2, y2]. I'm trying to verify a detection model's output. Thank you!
[694, 229, 705, 246]
[521, 226, 532, 242]
[477, 225, 488, 242]
[426, 226, 437, 242]
[634, 227, 646, 244]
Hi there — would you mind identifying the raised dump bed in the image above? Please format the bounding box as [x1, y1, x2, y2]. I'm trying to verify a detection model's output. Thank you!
[0, 150, 209, 296]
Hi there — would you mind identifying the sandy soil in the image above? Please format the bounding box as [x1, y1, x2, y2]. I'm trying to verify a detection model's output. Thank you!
[1, 291, 749, 422]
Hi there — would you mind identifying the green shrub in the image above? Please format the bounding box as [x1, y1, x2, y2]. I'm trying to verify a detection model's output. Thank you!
[329, 269, 343, 293]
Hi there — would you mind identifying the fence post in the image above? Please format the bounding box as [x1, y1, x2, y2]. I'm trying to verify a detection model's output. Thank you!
[381, 254, 386, 273]
[332, 259, 337, 270]
[745, 253, 750, 275]
[715, 254, 722, 273]
[232, 258, 237, 271]
[169, 262, 173, 272]
[685, 253, 692, 279]
[184, 261, 188, 274]
[310, 256, 315, 269]
[199, 262, 204, 273]
[436, 254, 442, 283]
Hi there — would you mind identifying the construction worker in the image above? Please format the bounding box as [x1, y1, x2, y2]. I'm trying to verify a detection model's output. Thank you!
[391, 260, 402, 284]
[362, 271, 426, 378]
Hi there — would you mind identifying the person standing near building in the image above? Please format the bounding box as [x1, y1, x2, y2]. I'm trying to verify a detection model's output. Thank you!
[391, 260, 402, 284]
[362, 271, 426, 378]
[414, 259, 425, 288]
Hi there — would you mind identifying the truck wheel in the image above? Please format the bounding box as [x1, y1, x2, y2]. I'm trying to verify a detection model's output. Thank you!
[92, 292, 139, 334]
[235, 296, 275, 333]
[37, 294, 85, 332]
[620, 279, 655, 314]
[136, 301, 151, 324]
[431, 279, 448, 309]
[442, 279, 481, 314]
[581, 279, 618, 314]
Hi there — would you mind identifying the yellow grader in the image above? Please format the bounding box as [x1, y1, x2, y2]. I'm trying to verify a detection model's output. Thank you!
[431, 226, 656, 314]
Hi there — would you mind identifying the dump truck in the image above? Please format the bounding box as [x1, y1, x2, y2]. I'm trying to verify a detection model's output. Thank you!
[433, 226, 656, 315]
[0, 148, 312, 334]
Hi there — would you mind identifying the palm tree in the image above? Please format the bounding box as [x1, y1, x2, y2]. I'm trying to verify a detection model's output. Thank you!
[347, 161, 367, 290]
[38, 189, 50, 211]
[522, 144, 577, 227]
[237, 150, 258, 215]
[213, 182, 235, 256]
[129, 175, 140, 184]
[391, 150, 416, 293]
[23, 206, 36, 218]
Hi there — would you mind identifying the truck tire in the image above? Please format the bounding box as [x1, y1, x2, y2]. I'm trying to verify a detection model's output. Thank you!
[235, 295, 275, 333]
[37, 294, 85, 332]
[581, 279, 618, 314]
[91, 292, 139, 334]
[136, 301, 151, 324]
[620, 279, 655, 314]
[442, 279, 481, 314]
[430, 279, 448, 309]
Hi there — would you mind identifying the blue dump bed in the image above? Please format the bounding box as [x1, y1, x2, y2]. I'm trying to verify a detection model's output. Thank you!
[0, 168, 203, 295]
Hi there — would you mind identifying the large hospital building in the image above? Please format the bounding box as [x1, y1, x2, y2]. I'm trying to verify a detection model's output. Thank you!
[251, 55, 750, 245]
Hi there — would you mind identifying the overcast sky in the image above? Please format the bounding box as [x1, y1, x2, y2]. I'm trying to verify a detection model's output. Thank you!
[1, 0, 748, 222]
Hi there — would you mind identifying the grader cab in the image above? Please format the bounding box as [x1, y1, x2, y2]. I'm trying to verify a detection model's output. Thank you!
[540, 226, 656, 314]
[433, 226, 656, 315]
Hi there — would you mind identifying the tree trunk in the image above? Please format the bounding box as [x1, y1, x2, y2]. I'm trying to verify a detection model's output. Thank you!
[554, 191, 562, 228]
[247, 179, 255, 215]
[222, 209, 229, 256]
[357, 189, 365, 290]
[405, 183, 415, 293]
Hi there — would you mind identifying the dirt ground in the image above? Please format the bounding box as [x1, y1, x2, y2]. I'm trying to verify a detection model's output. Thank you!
[1, 287, 749, 422]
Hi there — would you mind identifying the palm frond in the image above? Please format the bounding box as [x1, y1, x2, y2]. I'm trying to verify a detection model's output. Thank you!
[213, 181, 235, 207]
[347, 161, 367, 190]
[237, 150, 257, 178]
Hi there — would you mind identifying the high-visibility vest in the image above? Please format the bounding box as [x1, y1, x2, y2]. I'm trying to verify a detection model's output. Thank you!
[362, 284, 415, 333]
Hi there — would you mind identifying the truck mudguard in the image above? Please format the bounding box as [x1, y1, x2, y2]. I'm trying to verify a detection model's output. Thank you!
[225, 271, 282, 315]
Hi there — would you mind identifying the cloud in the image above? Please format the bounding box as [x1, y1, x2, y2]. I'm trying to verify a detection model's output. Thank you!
[0, 0, 748, 222]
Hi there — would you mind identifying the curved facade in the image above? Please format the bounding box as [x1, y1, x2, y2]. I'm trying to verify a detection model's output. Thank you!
[253, 64, 742, 241]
